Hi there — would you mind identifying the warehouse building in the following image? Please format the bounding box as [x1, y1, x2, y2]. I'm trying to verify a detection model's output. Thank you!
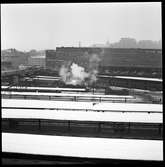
[45, 47, 162, 78]
[1, 49, 29, 70]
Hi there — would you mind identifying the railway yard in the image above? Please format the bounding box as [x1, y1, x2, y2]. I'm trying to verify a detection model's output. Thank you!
[1, 72, 163, 164]
[1, 2, 163, 164]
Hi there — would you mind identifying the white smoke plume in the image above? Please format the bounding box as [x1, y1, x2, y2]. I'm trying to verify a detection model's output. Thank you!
[59, 64, 71, 83]
[88, 54, 101, 84]
[59, 50, 103, 86]
[59, 62, 89, 85]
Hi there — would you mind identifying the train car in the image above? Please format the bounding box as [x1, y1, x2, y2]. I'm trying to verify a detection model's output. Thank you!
[1, 91, 134, 103]
[98, 75, 162, 91]
[1, 86, 88, 93]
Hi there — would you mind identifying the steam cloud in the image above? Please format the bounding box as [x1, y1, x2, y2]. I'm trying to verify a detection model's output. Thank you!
[59, 62, 89, 85]
[59, 51, 103, 86]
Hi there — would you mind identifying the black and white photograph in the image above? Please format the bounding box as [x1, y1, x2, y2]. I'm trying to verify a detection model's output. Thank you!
[1, 2, 163, 165]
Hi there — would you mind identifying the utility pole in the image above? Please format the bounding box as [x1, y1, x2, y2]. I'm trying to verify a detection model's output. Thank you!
[79, 41, 81, 47]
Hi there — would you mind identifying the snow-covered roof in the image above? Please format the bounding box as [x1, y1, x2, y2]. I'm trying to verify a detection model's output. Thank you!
[2, 108, 162, 123]
[114, 76, 162, 82]
[2, 133, 163, 161]
[1, 86, 86, 92]
[2, 91, 133, 99]
[36, 75, 60, 79]
[99, 75, 162, 82]
[2, 99, 162, 113]
[33, 77, 60, 81]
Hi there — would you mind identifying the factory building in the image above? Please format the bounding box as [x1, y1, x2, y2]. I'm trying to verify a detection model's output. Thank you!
[45, 47, 162, 78]
[46, 47, 103, 71]
[1, 49, 29, 70]
[45, 50, 59, 70]
[27, 51, 46, 68]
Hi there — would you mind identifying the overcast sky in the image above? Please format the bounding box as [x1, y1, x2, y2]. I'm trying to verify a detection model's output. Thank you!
[1, 2, 162, 51]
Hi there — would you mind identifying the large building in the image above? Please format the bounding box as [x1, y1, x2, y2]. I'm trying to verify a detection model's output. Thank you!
[1, 49, 29, 70]
[1, 49, 47, 71]
[46, 47, 103, 71]
[27, 51, 46, 68]
[46, 47, 162, 77]
[100, 48, 162, 68]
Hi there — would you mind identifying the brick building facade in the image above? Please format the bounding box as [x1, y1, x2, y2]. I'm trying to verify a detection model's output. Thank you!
[45, 47, 162, 77]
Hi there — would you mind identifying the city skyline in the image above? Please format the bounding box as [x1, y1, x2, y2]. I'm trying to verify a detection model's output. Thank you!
[1, 2, 162, 51]
[2, 37, 162, 52]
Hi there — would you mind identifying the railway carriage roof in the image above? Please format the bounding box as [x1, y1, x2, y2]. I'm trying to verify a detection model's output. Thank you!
[2, 99, 162, 113]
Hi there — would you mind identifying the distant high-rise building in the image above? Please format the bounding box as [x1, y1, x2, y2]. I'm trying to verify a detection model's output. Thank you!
[110, 38, 161, 49]
[92, 38, 162, 49]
